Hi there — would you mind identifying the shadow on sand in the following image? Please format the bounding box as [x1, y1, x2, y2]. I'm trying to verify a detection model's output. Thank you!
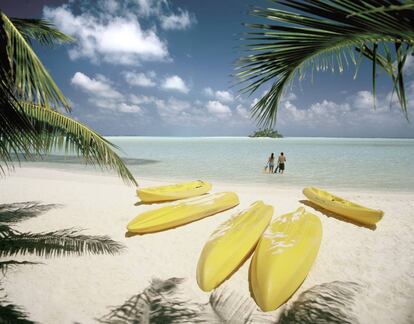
[0, 201, 62, 223]
[133, 200, 174, 207]
[299, 200, 376, 230]
[97, 278, 362, 324]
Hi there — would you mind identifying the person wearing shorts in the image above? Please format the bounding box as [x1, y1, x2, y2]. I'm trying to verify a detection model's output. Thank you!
[267, 153, 275, 173]
[277, 152, 286, 174]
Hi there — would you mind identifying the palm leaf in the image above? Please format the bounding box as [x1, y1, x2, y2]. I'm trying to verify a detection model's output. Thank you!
[1, 12, 71, 111]
[19, 103, 137, 185]
[237, 0, 414, 127]
[0, 26, 39, 173]
[0, 201, 62, 224]
[0, 85, 38, 173]
[10, 18, 74, 47]
[0, 227, 125, 257]
[0, 13, 137, 185]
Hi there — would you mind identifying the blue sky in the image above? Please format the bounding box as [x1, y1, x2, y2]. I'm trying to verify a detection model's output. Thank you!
[2, 0, 414, 137]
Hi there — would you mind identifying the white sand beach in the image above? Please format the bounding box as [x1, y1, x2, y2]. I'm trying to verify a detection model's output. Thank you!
[1, 167, 414, 323]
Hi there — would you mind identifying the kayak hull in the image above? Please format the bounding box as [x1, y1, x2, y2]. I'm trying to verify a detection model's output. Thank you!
[127, 192, 239, 233]
[250, 207, 322, 312]
[137, 180, 212, 203]
[303, 187, 383, 225]
[197, 201, 273, 292]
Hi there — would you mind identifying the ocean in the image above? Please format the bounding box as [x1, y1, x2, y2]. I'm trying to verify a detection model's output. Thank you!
[22, 137, 414, 192]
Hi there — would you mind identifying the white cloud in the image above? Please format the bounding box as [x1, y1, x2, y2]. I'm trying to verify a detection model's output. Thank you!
[278, 84, 414, 135]
[281, 92, 297, 102]
[206, 100, 232, 119]
[404, 55, 414, 75]
[71, 72, 121, 98]
[43, 5, 169, 65]
[352, 90, 374, 109]
[203, 87, 234, 102]
[160, 9, 196, 30]
[236, 104, 249, 119]
[71, 71, 149, 114]
[203, 87, 214, 96]
[161, 75, 189, 93]
[123, 71, 156, 87]
[119, 103, 142, 113]
[215, 90, 234, 103]
[129, 94, 156, 104]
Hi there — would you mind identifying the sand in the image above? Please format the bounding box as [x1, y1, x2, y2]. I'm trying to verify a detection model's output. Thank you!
[0, 167, 413, 323]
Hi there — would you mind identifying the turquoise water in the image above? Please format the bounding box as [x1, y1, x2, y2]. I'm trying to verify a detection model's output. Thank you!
[28, 137, 414, 192]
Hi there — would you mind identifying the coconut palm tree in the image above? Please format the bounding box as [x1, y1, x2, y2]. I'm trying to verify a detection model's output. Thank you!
[0, 12, 136, 185]
[237, 0, 414, 127]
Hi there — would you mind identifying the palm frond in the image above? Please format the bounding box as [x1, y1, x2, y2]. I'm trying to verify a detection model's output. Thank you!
[10, 18, 74, 47]
[0, 201, 62, 224]
[0, 85, 38, 173]
[20, 103, 137, 186]
[348, 1, 414, 16]
[0, 12, 137, 185]
[237, 0, 414, 127]
[0, 227, 125, 257]
[0, 32, 39, 173]
[0, 12, 70, 111]
[278, 281, 361, 324]
[98, 278, 201, 324]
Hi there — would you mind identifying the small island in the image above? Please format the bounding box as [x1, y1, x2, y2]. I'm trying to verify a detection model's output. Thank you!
[249, 129, 283, 138]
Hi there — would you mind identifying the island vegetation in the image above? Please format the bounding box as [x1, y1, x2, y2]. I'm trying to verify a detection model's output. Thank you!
[249, 129, 283, 138]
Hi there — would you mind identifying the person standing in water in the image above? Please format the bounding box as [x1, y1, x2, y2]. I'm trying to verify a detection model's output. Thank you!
[267, 153, 275, 173]
[277, 152, 286, 174]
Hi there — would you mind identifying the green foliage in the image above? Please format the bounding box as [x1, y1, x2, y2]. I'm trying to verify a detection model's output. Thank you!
[0, 11, 137, 185]
[237, 0, 414, 127]
[249, 129, 283, 138]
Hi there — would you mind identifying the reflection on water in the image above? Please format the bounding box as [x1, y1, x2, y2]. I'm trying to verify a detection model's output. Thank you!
[278, 281, 361, 324]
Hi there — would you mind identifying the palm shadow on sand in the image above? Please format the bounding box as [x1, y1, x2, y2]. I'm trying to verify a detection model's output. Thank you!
[299, 200, 376, 230]
[97, 278, 362, 323]
[0, 202, 126, 323]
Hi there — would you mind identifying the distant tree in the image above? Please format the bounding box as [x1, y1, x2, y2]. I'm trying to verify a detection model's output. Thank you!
[0, 12, 136, 185]
[249, 129, 283, 138]
[237, 0, 414, 127]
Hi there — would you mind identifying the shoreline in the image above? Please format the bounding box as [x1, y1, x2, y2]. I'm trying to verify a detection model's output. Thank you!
[1, 167, 413, 323]
[14, 164, 414, 195]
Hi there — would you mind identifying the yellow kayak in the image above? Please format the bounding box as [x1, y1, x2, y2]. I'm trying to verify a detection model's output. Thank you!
[303, 187, 383, 225]
[197, 201, 273, 292]
[250, 207, 322, 312]
[127, 192, 239, 233]
[137, 180, 212, 203]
